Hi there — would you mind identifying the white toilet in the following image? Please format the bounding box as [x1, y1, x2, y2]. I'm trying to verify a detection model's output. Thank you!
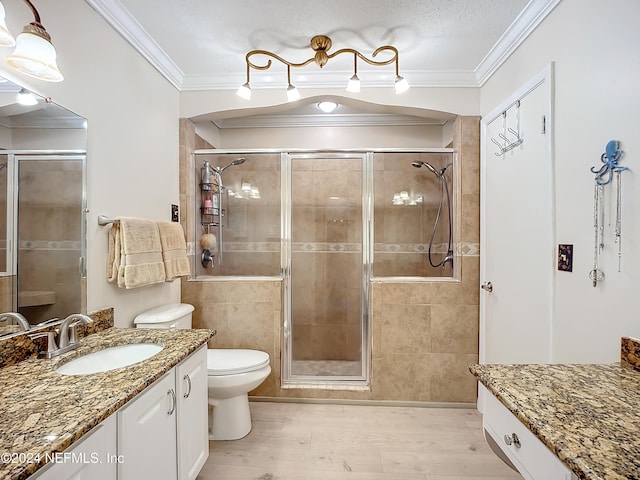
[134, 303, 271, 441]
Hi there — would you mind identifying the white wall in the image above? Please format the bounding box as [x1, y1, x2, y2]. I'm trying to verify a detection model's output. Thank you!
[11, 128, 86, 150]
[481, 0, 640, 362]
[0, 0, 181, 326]
[217, 124, 445, 149]
[181, 86, 480, 120]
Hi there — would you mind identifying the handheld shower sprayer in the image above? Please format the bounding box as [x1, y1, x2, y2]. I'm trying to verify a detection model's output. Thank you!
[411, 160, 454, 269]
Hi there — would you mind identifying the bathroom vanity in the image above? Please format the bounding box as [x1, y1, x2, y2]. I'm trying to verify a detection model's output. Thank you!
[470, 339, 640, 480]
[0, 327, 215, 480]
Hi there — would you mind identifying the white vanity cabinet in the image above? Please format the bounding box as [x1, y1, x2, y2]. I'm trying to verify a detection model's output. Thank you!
[176, 345, 209, 480]
[481, 386, 578, 480]
[30, 415, 117, 480]
[118, 344, 209, 480]
[117, 369, 178, 480]
[29, 345, 209, 480]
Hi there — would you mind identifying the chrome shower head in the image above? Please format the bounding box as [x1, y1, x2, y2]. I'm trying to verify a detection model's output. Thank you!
[217, 157, 246, 173]
[411, 161, 438, 175]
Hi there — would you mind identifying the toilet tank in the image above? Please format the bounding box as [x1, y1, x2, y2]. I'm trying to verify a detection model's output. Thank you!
[134, 303, 195, 329]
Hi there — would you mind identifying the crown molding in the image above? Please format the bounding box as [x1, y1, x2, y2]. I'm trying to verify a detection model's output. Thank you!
[474, 0, 562, 85]
[84, 0, 185, 89]
[85, 0, 560, 91]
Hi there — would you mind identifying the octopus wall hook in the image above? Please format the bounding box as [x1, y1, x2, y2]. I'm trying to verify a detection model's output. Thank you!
[591, 140, 627, 185]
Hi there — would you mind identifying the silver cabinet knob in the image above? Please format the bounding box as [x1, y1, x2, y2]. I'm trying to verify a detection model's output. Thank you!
[481, 281, 493, 292]
[504, 433, 521, 448]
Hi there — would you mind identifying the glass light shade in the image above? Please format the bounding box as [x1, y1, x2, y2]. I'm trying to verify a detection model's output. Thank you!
[6, 31, 63, 82]
[0, 2, 15, 47]
[17, 88, 37, 106]
[236, 82, 252, 100]
[317, 101, 338, 113]
[286, 83, 300, 102]
[346, 74, 361, 93]
[394, 75, 410, 94]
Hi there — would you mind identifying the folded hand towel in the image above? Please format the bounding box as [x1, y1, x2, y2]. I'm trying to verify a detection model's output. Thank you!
[157, 221, 191, 281]
[107, 217, 166, 289]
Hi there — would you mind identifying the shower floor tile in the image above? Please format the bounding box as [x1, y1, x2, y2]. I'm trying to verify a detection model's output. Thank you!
[197, 402, 522, 480]
[291, 359, 362, 376]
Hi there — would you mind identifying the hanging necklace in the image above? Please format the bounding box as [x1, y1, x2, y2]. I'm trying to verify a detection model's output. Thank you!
[589, 140, 628, 286]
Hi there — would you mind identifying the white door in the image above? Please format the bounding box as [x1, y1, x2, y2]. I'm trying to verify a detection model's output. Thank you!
[480, 65, 554, 364]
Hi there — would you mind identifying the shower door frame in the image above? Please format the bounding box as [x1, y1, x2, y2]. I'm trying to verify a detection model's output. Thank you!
[281, 151, 373, 387]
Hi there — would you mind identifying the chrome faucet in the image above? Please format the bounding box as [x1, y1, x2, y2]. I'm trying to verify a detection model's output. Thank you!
[30, 313, 93, 359]
[0, 312, 30, 332]
[58, 314, 93, 348]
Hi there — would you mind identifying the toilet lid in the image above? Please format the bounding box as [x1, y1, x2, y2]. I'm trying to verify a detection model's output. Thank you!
[207, 349, 270, 375]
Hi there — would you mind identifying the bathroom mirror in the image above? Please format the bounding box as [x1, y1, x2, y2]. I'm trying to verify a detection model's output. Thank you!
[0, 77, 87, 338]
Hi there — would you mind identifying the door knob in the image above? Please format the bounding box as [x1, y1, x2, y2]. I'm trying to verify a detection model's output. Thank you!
[481, 281, 493, 292]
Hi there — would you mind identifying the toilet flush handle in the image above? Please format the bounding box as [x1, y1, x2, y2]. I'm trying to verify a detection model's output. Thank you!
[481, 281, 493, 293]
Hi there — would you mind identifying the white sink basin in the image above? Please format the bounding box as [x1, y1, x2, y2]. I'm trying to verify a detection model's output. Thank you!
[56, 343, 163, 375]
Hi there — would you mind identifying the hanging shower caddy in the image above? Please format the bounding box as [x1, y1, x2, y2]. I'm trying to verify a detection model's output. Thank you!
[200, 160, 223, 268]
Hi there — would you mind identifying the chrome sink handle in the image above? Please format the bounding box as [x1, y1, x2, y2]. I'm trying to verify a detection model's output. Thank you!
[0, 312, 30, 332]
[29, 331, 59, 357]
[58, 314, 93, 348]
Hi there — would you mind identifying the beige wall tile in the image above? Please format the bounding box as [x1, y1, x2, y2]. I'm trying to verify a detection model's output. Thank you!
[428, 353, 479, 403]
[381, 282, 432, 305]
[430, 304, 479, 354]
[381, 303, 431, 354]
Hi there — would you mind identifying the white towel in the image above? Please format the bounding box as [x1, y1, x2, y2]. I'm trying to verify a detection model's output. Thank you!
[107, 217, 166, 289]
[157, 221, 191, 281]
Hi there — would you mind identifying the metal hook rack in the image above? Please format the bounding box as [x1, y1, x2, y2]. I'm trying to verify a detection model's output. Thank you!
[492, 101, 524, 156]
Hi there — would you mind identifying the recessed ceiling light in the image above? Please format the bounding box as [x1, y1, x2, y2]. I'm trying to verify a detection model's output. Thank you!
[17, 88, 37, 106]
[317, 101, 338, 113]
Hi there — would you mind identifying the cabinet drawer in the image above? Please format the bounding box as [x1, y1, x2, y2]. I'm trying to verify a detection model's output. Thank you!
[482, 388, 575, 480]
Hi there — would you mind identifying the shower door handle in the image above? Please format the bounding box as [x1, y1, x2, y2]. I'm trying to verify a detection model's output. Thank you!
[481, 281, 493, 293]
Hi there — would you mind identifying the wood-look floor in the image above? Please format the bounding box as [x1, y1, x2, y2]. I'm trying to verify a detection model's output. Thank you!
[197, 401, 522, 480]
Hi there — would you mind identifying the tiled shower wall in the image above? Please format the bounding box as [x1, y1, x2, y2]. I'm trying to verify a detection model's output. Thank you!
[179, 116, 480, 403]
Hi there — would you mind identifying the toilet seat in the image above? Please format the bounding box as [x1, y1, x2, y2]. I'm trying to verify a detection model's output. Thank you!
[207, 349, 270, 375]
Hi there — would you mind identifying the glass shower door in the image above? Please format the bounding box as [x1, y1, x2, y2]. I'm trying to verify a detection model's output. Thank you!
[285, 153, 369, 382]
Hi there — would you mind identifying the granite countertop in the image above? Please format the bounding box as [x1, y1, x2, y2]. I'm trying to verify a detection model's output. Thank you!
[470, 349, 640, 480]
[0, 327, 215, 480]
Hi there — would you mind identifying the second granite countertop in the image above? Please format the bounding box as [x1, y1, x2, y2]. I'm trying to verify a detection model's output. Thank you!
[470, 362, 640, 480]
[0, 327, 215, 480]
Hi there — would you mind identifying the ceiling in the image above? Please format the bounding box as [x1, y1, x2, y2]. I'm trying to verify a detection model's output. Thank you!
[84, 0, 558, 126]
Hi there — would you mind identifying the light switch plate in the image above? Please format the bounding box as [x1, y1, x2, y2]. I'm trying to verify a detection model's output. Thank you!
[558, 244, 573, 272]
[171, 204, 179, 222]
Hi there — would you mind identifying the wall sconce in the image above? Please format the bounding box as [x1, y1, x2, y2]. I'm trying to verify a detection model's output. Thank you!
[0, 0, 63, 82]
[237, 35, 409, 101]
[0, 2, 15, 47]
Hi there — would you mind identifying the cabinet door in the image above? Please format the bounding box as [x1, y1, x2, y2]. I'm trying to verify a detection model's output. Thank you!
[31, 415, 117, 480]
[176, 345, 209, 480]
[118, 370, 178, 480]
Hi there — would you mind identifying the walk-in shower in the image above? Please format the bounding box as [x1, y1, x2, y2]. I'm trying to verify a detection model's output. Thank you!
[192, 150, 455, 386]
